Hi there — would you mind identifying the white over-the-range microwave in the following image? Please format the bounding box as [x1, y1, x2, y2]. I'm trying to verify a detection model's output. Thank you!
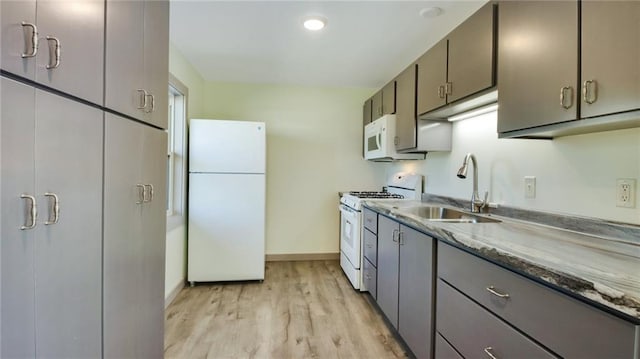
[363, 115, 424, 161]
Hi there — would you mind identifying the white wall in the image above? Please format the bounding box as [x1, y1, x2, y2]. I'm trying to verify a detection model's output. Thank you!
[165, 44, 206, 300]
[202, 82, 386, 255]
[388, 111, 640, 225]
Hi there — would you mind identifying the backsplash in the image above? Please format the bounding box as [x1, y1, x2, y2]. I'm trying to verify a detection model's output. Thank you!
[386, 111, 640, 225]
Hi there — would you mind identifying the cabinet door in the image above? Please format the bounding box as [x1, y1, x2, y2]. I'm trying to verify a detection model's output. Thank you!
[416, 39, 447, 115]
[0, 0, 36, 79]
[447, 3, 495, 103]
[581, 1, 640, 118]
[143, 0, 169, 129]
[363, 98, 372, 125]
[35, 0, 104, 105]
[371, 90, 383, 120]
[138, 126, 167, 358]
[33, 89, 103, 357]
[382, 80, 396, 115]
[398, 225, 434, 359]
[1, 77, 36, 359]
[395, 64, 417, 151]
[497, 1, 579, 133]
[105, 0, 145, 120]
[376, 216, 399, 329]
[103, 114, 146, 358]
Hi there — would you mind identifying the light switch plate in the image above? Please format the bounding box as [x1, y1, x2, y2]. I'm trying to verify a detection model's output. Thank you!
[524, 176, 536, 199]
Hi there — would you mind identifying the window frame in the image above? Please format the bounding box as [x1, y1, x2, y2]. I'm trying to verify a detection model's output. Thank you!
[166, 74, 188, 232]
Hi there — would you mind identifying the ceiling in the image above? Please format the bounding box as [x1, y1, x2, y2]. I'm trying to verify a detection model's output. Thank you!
[170, 1, 487, 88]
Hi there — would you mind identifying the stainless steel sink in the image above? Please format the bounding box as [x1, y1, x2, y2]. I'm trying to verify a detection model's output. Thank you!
[401, 206, 501, 223]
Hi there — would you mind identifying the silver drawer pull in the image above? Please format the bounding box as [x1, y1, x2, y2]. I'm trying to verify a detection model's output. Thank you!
[486, 286, 510, 299]
[136, 184, 145, 204]
[560, 86, 573, 109]
[365, 274, 372, 280]
[445, 82, 452, 95]
[144, 93, 155, 113]
[583, 79, 598, 104]
[392, 229, 399, 243]
[366, 244, 373, 248]
[21, 22, 38, 58]
[137, 89, 148, 109]
[143, 184, 154, 202]
[438, 85, 445, 99]
[20, 194, 37, 230]
[484, 347, 498, 359]
[44, 192, 60, 225]
[45, 36, 61, 69]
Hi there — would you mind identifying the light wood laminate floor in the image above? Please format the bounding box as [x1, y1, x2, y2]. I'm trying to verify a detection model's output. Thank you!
[165, 261, 409, 358]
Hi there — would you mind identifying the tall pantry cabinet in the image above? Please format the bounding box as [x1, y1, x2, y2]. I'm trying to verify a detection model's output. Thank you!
[0, 0, 169, 357]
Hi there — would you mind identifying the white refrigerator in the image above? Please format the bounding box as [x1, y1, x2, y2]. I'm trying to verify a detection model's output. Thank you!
[188, 119, 266, 283]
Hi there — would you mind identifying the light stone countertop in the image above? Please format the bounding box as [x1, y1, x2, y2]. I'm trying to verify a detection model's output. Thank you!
[363, 200, 640, 324]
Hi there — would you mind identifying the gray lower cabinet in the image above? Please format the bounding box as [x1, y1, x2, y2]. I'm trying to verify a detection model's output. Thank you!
[437, 279, 557, 359]
[434, 333, 462, 359]
[103, 114, 167, 358]
[438, 242, 639, 358]
[581, 1, 640, 118]
[0, 0, 104, 105]
[497, 0, 579, 133]
[376, 215, 435, 359]
[362, 257, 377, 300]
[1, 76, 103, 358]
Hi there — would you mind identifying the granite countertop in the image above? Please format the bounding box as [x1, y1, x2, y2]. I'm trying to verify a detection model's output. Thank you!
[363, 200, 640, 324]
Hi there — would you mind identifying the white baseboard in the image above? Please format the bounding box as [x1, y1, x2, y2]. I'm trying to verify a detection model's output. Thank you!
[165, 281, 185, 308]
[265, 252, 339, 262]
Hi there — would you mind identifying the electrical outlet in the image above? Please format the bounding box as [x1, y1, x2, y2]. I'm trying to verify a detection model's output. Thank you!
[616, 179, 636, 208]
[524, 176, 536, 199]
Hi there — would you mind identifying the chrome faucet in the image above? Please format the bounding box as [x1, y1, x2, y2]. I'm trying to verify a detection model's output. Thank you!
[456, 153, 488, 213]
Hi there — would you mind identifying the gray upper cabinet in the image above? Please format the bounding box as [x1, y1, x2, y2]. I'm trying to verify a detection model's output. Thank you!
[382, 81, 396, 117]
[446, 3, 494, 103]
[395, 64, 417, 151]
[104, 115, 167, 358]
[106, 0, 168, 129]
[0, 0, 104, 105]
[416, 39, 447, 115]
[1, 77, 103, 358]
[371, 90, 383, 120]
[497, 1, 579, 133]
[417, 3, 495, 118]
[580, 1, 640, 119]
[363, 98, 372, 126]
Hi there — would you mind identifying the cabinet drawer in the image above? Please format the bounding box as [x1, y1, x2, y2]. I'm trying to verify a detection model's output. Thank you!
[438, 242, 638, 358]
[435, 333, 463, 359]
[363, 208, 377, 234]
[363, 258, 377, 299]
[437, 280, 557, 359]
[363, 229, 377, 266]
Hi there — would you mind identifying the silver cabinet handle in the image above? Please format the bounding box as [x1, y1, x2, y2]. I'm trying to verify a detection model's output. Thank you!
[560, 86, 573, 109]
[365, 274, 372, 280]
[437, 85, 445, 99]
[136, 184, 145, 204]
[398, 231, 405, 245]
[44, 193, 60, 225]
[143, 184, 154, 203]
[137, 89, 148, 110]
[20, 194, 37, 230]
[486, 285, 510, 299]
[583, 80, 597, 104]
[45, 36, 61, 69]
[392, 229, 399, 243]
[21, 22, 38, 58]
[366, 244, 373, 249]
[483, 347, 498, 359]
[144, 94, 155, 113]
[445, 82, 452, 96]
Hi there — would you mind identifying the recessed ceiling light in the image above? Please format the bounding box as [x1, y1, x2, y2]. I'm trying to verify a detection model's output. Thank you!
[303, 16, 327, 31]
[419, 7, 443, 19]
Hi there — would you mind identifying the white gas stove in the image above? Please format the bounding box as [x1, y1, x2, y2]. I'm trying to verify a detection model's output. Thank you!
[338, 173, 423, 290]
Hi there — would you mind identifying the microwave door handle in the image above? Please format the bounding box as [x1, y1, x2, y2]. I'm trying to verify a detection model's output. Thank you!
[376, 133, 382, 150]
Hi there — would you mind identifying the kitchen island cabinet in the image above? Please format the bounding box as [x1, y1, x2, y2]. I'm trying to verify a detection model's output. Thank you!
[376, 214, 435, 359]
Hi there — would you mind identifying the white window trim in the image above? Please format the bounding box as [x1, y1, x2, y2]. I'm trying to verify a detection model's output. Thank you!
[167, 74, 188, 232]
